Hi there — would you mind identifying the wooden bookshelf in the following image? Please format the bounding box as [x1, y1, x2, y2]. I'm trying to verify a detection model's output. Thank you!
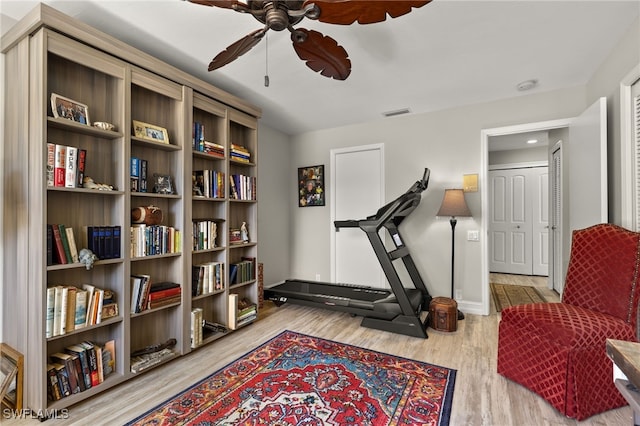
[2, 4, 260, 414]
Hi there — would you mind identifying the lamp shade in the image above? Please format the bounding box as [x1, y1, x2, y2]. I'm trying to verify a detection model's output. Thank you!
[437, 189, 471, 218]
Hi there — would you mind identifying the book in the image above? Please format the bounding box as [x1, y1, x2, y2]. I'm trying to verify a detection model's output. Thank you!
[65, 227, 79, 263]
[130, 156, 140, 192]
[46, 287, 56, 339]
[54, 144, 66, 187]
[82, 284, 95, 327]
[59, 286, 68, 336]
[65, 145, 77, 188]
[58, 224, 73, 266]
[79, 341, 100, 387]
[51, 224, 68, 264]
[74, 289, 88, 329]
[47, 143, 55, 187]
[47, 224, 54, 266]
[53, 362, 71, 398]
[65, 285, 77, 333]
[50, 352, 80, 394]
[77, 148, 87, 187]
[140, 159, 148, 192]
[113, 226, 121, 258]
[66, 345, 91, 390]
[228, 293, 238, 330]
[104, 340, 116, 375]
[148, 286, 181, 301]
[52, 286, 64, 337]
[46, 363, 62, 401]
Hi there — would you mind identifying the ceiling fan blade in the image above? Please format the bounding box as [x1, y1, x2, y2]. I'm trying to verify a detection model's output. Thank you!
[188, 0, 243, 9]
[291, 28, 351, 80]
[303, 0, 431, 25]
[208, 28, 267, 71]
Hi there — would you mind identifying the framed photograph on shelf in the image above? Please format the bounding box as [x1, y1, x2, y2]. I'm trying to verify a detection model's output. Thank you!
[133, 120, 170, 144]
[51, 93, 90, 125]
[298, 165, 325, 207]
[153, 173, 174, 195]
[0, 343, 23, 411]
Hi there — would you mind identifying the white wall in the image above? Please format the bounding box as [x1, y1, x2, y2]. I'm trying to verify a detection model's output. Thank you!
[586, 16, 640, 225]
[489, 146, 549, 166]
[288, 86, 586, 307]
[257, 123, 292, 286]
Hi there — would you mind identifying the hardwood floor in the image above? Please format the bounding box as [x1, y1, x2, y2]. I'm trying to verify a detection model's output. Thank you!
[4, 281, 631, 425]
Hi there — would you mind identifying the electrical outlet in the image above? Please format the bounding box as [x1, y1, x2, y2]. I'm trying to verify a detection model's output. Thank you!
[315, 273, 321, 281]
[467, 230, 480, 241]
[455, 289, 463, 300]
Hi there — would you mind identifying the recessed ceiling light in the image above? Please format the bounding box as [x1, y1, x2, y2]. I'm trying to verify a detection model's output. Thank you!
[527, 139, 538, 144]
[516, 79, 539, 91]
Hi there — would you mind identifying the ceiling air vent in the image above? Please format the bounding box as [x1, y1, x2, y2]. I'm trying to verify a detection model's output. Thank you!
[382, 108, 411, 118]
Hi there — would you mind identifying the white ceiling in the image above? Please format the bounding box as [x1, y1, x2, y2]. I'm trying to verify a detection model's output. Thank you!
[1, 0, 639, 136]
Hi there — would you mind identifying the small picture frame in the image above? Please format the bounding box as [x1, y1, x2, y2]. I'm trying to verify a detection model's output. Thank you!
[153, 173, 174, 195]
[298, 165, 325, 207]
[51, 93, 90, 125]
[0, 343, 23, 411]
[133, 120, 170, 144]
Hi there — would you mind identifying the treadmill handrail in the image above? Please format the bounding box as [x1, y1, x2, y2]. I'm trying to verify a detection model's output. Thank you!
[334, 168, 429, 231]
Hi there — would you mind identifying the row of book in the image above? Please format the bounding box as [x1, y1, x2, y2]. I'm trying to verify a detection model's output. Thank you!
[192, 122, 225, 158]
[192, 220, 219, 251]
[230, 257, 256, 285]
[46, 284, 117, 338]
[47, 143, 86, 188]
[86, 225, 122, 260]
[47, 224, 79, 266]
[193, 169, 225, 198]
[230, 144, 251, 163]
[131, 275, 182, 313]
[130, 157, 148, 193]
[47, 340, 114, 401]
[228, 294, 257, 330]
[192, 262, 224, 296]
[229, 174, 257, 200]
[130, 224, 181, 258]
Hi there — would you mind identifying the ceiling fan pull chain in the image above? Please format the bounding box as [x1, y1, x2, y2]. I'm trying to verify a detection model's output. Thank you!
[264, 32, 270, 87]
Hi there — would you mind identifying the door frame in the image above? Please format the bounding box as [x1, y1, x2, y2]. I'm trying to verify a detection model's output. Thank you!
[620, 63, 640, 230]
[329, 143, 385, 284]
[480, 118, 571, 315]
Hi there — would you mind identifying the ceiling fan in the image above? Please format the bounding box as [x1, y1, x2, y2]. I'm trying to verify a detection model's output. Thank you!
[188, 0, 431, 80]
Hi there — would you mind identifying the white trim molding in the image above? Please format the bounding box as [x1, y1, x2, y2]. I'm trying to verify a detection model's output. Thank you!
[620, 63, 640, 230]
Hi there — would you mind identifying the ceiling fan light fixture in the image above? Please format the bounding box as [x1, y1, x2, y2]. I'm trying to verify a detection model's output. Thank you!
[382, 108, 411, 118]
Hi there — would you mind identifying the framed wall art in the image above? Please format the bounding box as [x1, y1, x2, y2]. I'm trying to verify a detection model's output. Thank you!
[51, 93, 90, 125]
[298, 165, 325, 207]
[133, 120, 170, 144]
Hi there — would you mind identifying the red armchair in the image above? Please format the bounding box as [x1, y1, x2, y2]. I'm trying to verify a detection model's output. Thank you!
[497, 223, 640, 420]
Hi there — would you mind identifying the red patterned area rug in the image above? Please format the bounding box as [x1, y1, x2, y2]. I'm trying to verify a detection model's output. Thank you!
[126, 330, 456, 426]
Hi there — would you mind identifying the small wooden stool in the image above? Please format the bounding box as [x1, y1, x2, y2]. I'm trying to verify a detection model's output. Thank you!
[429, 297, 458, 332]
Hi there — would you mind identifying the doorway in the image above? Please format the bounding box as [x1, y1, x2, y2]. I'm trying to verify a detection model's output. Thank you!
[330, 144, 385, 288]
[480, 97, 607, 315]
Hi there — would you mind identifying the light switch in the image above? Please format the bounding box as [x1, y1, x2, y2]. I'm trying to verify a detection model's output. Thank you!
[467, 230, 480, 241]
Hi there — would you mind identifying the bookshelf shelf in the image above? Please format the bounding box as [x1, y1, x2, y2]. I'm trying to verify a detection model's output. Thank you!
[46, 316, 124, 342]
[131, 136, 182, 152]
[229, 242, 258, 249]
[2, 4, 259, 414]
[47, 117, 124, 139]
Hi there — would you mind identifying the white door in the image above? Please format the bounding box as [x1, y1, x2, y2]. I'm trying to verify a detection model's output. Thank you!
[331, 145, 385, 288]
[489, 167, 548, 275]
[532, 169, 549, 276]
[489, 169, 533, 275]
[551, 144, 564, 293]
[568, 97, 608, 231]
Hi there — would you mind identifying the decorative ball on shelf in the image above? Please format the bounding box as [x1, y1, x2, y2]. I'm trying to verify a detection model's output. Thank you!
[132, 205, 163, 225]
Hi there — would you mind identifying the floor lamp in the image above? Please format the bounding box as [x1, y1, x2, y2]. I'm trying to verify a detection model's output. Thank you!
[437, 188, 471, 320]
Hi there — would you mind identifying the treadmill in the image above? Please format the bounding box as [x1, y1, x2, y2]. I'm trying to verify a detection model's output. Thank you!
[264, 168, 433, 338]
